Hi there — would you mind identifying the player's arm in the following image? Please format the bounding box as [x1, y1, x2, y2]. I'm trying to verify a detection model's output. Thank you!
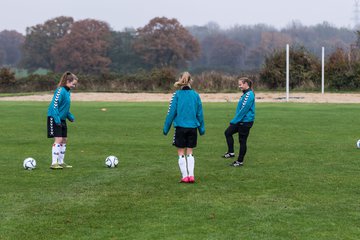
[230, 92, 254, 124]
[51, 88, 63, 125]
[197, 96, 205, 135]
[67, 112, 75, 122]
[163, 92, 178, 135]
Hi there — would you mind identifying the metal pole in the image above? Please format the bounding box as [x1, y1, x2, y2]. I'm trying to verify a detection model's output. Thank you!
[286, 44, 289, 101]
[322, 47, 325, 94]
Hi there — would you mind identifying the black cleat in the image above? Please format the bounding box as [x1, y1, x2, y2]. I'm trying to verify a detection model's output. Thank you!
[230, 161, 243, 167]
[222, 152, 235, 158]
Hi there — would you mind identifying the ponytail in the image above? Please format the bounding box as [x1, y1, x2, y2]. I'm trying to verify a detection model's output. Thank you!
[174, 72, 193, 88]
[58, 71, 78, 87]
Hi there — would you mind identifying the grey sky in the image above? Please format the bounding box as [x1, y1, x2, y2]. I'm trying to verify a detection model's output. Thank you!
[0, 0, 356, 34]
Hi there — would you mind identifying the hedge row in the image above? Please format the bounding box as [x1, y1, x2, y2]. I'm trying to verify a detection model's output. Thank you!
[0, 68, 251, 93]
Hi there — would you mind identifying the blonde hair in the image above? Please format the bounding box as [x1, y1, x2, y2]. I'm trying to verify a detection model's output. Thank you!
[174, 72, 192, 88]
[58, 71, 78, 87]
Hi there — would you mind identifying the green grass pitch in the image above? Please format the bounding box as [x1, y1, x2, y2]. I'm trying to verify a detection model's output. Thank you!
[0, 101, 359, 239]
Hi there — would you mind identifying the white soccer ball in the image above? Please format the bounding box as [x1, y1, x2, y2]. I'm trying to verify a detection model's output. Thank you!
[105, 155, 119, 168]
[356, 140, 360, 148]
[23, 157, 36, 170]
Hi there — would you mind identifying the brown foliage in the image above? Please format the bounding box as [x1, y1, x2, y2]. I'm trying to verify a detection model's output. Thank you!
[192, 71, 238, 92]
[21, 16, 74, 70]
[326, 48, 349, 73]
[0, 67, 16, 91]
[260, 46, 321, 89]
[325, 47, 360, 90]
[51, 19, 111, 74]
[133, 17, 200, 68]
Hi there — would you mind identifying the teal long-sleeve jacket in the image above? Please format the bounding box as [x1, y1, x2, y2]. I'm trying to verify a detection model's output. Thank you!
[163, 87, 205, 135]
[230, 89, 255, 124]
[47, 86, 75, 125]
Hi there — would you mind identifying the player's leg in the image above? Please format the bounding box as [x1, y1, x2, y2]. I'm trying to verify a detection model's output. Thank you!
[57, 121, 72, 168]
[48, 116, 63, 169]
[186, 128, 197, 183]
[223, 124, 238, 158]
[177, 148, 189, 182]
[231, 125, 251, 167]
[174, 128, 189, 182]
[186, 148, 195, 183]
[58, 138, 67, 165]
[59, 137, 72, 168]
[51, 137, 63, 169]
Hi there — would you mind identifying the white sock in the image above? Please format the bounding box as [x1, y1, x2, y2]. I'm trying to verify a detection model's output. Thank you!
[52, 144, 60, 165]
[58, 144, 66, 164]
[187, 154, 195, 177]
[178, 155, 188, 179]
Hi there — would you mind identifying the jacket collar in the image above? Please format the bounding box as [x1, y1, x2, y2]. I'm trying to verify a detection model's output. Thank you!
[242, 88, 250, 94]
[181, 86, 191, 90]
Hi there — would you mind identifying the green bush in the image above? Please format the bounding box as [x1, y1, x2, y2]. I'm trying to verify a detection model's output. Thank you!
[259, 46, 321, 90]
[0, 67, 16, 92]
[73, 68, 177, 92]
[325, 48, 360, 90]
[0, 68, 257, 93]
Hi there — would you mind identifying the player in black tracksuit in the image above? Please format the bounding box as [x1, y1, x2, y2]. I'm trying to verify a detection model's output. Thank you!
[223, 77, 255, 167]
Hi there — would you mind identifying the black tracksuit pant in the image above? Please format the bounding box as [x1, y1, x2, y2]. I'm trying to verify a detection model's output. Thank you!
[224, 122, 253, 162]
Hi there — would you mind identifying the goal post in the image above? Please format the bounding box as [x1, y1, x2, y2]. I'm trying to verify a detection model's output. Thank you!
[286, 44, 289, 102]
[322, 47, 325, 94]
[285, 45, 325, 100]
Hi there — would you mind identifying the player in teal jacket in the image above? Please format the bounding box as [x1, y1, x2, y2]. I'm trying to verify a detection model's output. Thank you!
[163, 89, 205, 136]
[163, 72, 205, 183]
[47, 85, 75, 125]
[47, 72, 78, 169]
[223, 77, 255, 167]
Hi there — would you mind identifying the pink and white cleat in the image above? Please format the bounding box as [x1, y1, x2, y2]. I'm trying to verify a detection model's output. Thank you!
[188, 176, 195, 183]
[180, 177, 190, 183]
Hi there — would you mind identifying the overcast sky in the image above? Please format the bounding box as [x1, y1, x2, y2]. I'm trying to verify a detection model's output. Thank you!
[0, 0, 356, 34]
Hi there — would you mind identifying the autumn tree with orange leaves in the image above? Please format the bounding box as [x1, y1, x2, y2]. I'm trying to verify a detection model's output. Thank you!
[21, 16, 74, 71]
[51, 19, 111, 74]
[133, 17, 200, 69]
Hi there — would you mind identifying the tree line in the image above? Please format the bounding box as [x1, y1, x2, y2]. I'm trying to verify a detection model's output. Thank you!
[0, 16, 360, 91]
[0, 16, 357, 73]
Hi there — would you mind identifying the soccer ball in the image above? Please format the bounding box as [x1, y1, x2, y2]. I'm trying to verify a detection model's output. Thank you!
[105, 155, 119, 168]
[23, 157, 36, 170]
[356, 140, 360, 148]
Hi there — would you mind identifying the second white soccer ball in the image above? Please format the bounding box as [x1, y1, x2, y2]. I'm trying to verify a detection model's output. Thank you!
[105, 155, 119, 168]
[23, 157, 36, 170]
[356, 140, 360, 148]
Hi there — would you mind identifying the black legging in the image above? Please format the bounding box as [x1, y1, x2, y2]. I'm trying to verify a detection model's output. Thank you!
[224, 122, 252, 162]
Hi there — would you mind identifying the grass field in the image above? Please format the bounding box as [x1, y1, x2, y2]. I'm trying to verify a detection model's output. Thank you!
[0, 101, 359, 240]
